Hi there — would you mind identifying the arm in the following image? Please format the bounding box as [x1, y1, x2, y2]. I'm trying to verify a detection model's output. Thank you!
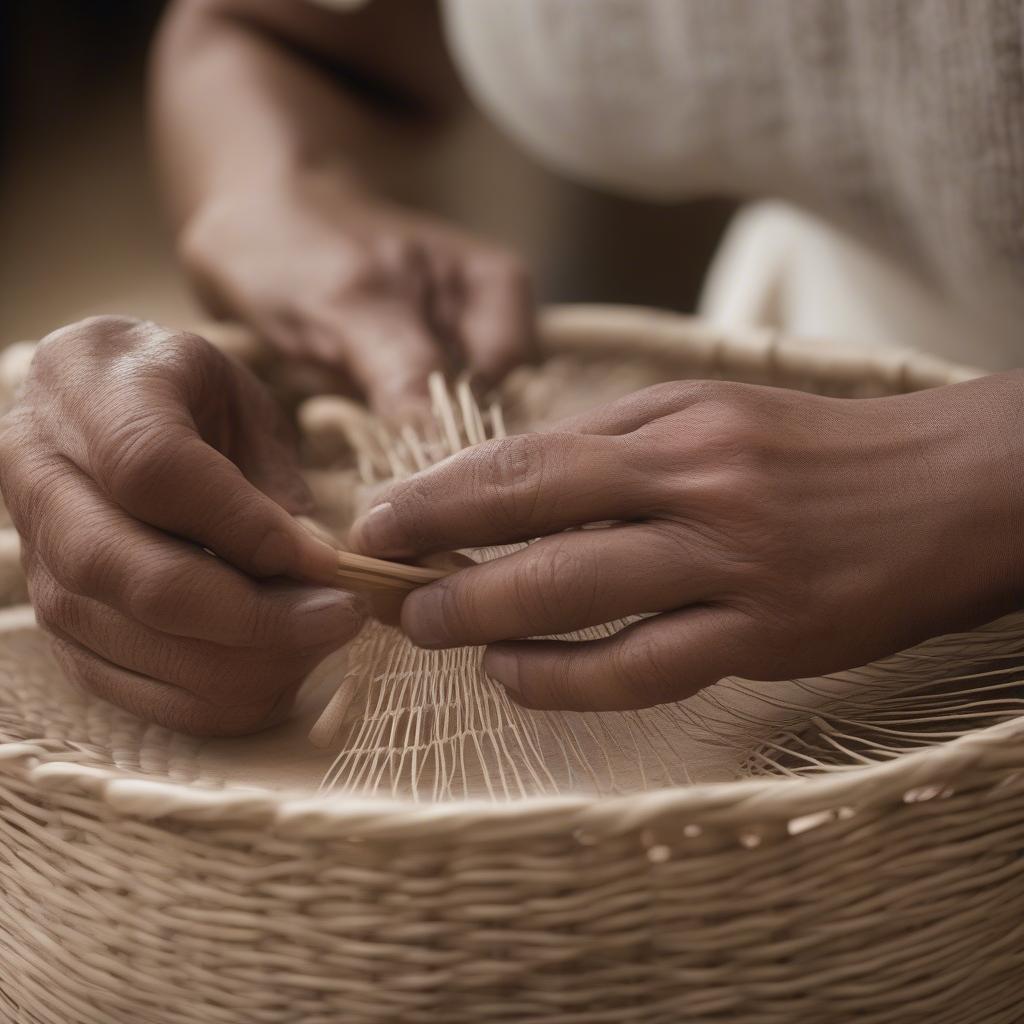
[151, 0, 533, 413]
[151, 0, 459, 225]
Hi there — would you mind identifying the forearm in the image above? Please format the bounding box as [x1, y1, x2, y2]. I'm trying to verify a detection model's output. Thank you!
[149, 0, 458, 228]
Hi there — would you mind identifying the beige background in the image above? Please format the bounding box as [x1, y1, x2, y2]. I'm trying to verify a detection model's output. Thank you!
[0, 0, 732, 349]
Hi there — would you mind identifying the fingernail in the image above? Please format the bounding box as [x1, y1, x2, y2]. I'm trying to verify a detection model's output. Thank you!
[349, 502, 409, 558]
[294, 589, 364, 648]
[483, 646, 521, 693]
[401, 588, 449, 649]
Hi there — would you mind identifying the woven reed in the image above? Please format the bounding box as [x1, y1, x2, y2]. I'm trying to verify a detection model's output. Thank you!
[0, 307, 1022, 1023]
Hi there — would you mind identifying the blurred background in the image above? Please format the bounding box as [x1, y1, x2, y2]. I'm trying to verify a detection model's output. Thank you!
[0, 0, 734, 348]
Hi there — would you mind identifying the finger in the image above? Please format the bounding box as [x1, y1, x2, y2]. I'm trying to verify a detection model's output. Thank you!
[401, 523, 719, 647]
[50, 636, 294, 737]
[13, 458, 364, 646]
[456, 254, 535, 386]
[31, 564, 345, 707]
[91, 422, 340, 585]
[315, 297, 446, 418]
[424, 250, 465, 347]
[226, 365, 317, 515]
[349, 432, 654, 559]
[481, 605, 753, 712]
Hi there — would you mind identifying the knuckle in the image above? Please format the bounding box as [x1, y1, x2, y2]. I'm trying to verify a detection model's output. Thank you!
[482, 434, 540, 491]
[511, 543, 597, 634]
[695, 464, 763, 518]
[168, 328, 219, 367]
[124, 556, 197, 627]
[630, 379, 714, 414]
[702, 401, 760, 457]
[649, 395, 767, 503]
[471, 434, 549, 527]
[425, 575, 477, 641]
[147, 330, 225, 393]
[45, 519, 120, 599]
[53, 314, 144, 347]
[541, 649, 590, 711]
[100, 443, 154, 505]
[30, 578, 70, 634]
[37, 315, 149, 369]
[53, 537, 106, 596]
[686, 386, 768, 467]
[99, 425, 176, 508]
[614, 630, 677, 707]
[73, 313, 144, 336]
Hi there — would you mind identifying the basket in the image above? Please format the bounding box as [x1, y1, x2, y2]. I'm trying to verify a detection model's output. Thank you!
[1, 306, 1023, 1024]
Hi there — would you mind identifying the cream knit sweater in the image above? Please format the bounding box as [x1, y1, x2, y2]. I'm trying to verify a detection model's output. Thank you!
[443, 0, 1024, 367]
[320, 0, 1024, 367]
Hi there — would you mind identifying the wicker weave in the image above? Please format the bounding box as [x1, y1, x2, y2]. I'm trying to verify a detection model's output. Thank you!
[1, 307, 1022, 1024]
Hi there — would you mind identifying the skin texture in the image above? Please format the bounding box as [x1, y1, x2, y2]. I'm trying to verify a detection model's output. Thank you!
[350, 376, 1024, 712]
[152, 0, 533, 415]
[0, 316, 365, 736]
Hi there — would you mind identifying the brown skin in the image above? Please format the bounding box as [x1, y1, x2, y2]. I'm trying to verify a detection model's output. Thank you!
[152, 0, 533, 415]
[0, 317, 365, 736]
[0, 0, 533, 736]
[350, 376, 1024, 711]
[7, 1, 1019, 733]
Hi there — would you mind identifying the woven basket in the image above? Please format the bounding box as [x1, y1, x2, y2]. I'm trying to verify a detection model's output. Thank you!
[1, 306, 1023, 1024]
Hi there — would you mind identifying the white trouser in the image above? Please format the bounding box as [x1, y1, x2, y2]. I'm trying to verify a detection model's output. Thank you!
[699, 202, 982, 368]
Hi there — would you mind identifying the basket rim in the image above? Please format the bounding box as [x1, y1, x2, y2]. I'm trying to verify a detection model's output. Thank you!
[534, 305, 984, 389]
[2, 605, 1023, 841]
[0, 308, 1013, 840]
[191, 303, 985, 392]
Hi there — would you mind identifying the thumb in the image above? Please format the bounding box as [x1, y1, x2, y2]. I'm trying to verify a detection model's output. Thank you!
[225, 362, 318, 516]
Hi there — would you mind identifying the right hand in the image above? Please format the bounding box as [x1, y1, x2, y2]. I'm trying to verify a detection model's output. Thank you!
[0, 316, 365, 736]
[180, 173, 535, 416]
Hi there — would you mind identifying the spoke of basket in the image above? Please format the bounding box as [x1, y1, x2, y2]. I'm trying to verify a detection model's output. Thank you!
[336, 550, 456, 589]
[335, 569, 413, 591]
[309, 665, 362, 749]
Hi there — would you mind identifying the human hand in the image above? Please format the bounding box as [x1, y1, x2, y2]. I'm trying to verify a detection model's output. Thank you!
[0, 316, 365, 735]
[180, 173, 534, 416]
[349, 376, 1024, 710]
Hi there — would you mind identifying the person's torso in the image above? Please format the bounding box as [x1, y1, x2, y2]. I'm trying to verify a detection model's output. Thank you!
[444, 0, 1024, 365]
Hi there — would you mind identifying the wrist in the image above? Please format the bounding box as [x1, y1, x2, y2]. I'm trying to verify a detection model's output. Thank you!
[934, 372, 1024, 621]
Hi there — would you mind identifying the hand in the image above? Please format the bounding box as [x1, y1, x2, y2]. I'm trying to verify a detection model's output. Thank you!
[180, 173, 534, 416]
[349, 376, 1024, 710]
[0, 316, 365, 735]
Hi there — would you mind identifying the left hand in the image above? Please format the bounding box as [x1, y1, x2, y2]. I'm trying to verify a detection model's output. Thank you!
[349, 376, 1024, 710]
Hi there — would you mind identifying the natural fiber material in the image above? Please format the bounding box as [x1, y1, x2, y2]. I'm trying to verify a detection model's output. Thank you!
[0, 307, 1022, 1023]
[311, 375, 693, 800]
